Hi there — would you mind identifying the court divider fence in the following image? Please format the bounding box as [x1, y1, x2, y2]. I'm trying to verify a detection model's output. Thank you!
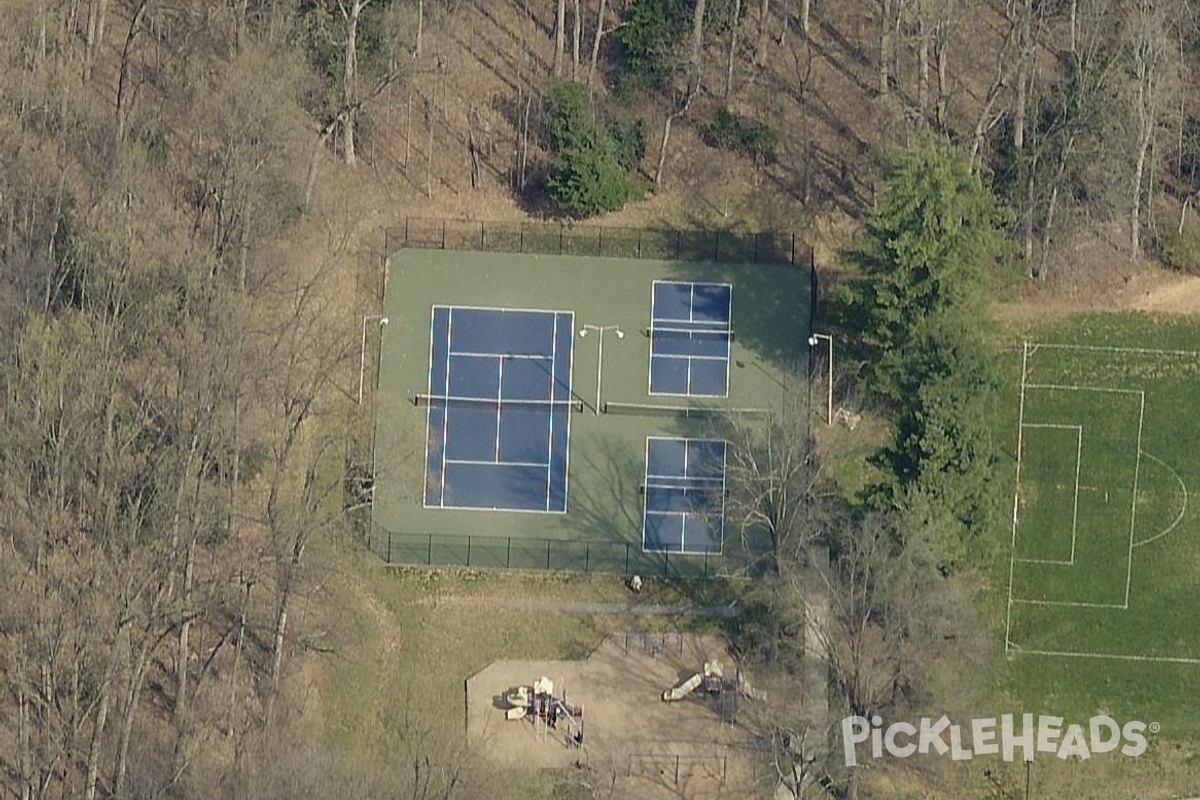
[367, 523, 738, 578]
[354, 218, 815, 577]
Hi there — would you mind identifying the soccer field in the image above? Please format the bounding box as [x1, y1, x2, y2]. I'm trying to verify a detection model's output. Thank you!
[1006, 331, 1200, 667]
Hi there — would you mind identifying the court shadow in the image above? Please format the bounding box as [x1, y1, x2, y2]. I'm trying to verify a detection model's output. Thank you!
[569, 434, 644, 545]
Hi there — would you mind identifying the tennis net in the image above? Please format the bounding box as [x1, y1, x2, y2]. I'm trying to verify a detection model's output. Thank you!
[414, 394, 585, 413]
[601, 401, 768, 419]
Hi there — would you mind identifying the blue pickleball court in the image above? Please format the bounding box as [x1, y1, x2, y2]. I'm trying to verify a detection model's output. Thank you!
[642, 436, 727, 554]
[422, 306, 576, 512]
[648, 280, 733, 397]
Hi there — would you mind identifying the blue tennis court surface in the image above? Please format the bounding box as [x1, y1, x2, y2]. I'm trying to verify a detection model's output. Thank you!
[642, 437, 726, 554]
[649, 280, 733, 396]
[423, 306, 575, 512]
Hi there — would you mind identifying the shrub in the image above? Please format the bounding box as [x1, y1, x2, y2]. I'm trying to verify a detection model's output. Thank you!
[540, 79, 645, 218]
[705, 107, 778, 164]
[1160, 216, 1200, 273]
[547, 130, 644, 218]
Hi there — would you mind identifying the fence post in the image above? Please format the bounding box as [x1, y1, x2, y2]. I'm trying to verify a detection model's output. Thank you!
[664, 551, 669, 577]
[625, 543, 630, 575]
[559, 226, 564, 254]
[790, 232, 796, 264]
[519, 226, 524, 252]
[506, 537, 512, 568]
[597, 227, 602, 256]
[467, 535, 472, 566]
[675, 756, 680, 786]
[637, 229, 642, 258]
[441, 220, 446, 249]
[480, 221, 485, 249]
[713, 230, 720, 261]
[404, 217, 409, 246]
[675, 229, 681, 260]
[753, 232, 760, 263]
[427, 533, 433, 565]
[585, 542, 590, 572]
[387, 527, 392, 562]
[546, 539, 552, 570]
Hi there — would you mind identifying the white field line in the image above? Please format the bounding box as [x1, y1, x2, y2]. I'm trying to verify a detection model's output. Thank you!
[1009, 598, 1126, 609]
[1015, 557, 1074, 564]
[1006, 341, 1030, 651]
[1010, 646, 1200, 665]
[1026, 342, 1200, 358]
[1024, 383, 1142, 394]
[1125, 392, 1145, 609]
[1133, 451, 1190, 548]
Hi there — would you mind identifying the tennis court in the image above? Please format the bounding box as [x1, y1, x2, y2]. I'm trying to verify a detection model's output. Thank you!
[371, 243, 811, 574]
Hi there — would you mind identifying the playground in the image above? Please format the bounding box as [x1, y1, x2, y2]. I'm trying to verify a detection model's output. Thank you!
[465, 632, 758, 798]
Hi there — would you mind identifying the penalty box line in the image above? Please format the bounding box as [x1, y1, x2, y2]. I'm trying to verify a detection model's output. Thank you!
[1008, 381, 1144, 621]
[1014, 423, 1082, 566]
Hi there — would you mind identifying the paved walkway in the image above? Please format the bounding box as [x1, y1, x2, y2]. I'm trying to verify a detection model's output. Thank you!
[422, 594, 740, 617]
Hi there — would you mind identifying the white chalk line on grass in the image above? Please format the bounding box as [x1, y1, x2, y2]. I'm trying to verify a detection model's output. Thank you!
[1024, 382, 1143, 394]
[1125, 392, 1145, 608]
[1010, 598, 1127, 609]
[1010, 646, 1200, 666]
[1026, 342, 1200, 358]
[1132, 451, 1190, 548]
[1005, 342, 1031, 652]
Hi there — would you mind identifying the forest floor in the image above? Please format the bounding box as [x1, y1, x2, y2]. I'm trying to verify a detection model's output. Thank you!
[292, 1, 1200, 798]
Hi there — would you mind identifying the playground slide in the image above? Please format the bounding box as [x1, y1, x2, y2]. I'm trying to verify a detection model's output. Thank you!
[662, 673, 703, 701]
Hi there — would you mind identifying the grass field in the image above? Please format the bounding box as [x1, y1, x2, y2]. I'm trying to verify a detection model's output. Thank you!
[996, 314, 1200, 743]
[371, 247, 811, 576]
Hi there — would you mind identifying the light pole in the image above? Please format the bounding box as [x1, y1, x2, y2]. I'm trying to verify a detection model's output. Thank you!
[578, 324, 624, 416]
[360, 315, 389, 404]
[807, 333, 833, 426]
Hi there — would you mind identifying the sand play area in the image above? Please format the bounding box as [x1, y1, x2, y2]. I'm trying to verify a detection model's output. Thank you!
[465, 632, 761, 798]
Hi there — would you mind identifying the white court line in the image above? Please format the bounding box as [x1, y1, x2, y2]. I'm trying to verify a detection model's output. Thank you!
[1010, 646, 1200, 665]
[1125, 391, 1145, 608]
[545, 315, 557, 511]
[1015, 557, 1074, 564]
[448, 351, 552, 360]
[431, 302, 574, 315]
[444, 458, 551, 468]
[561, 311, 575, 514]
[1010, 598, 1127, 609]
[1133, 451, 1189, 548]
[421, 306, 440, 508]
[1020, 423, 1081, 428]
[440, 308, 454, 504]
[1027, 342, 1200, 358]
[493, 355, 504, 462]
[1006, 341, 1030, 651]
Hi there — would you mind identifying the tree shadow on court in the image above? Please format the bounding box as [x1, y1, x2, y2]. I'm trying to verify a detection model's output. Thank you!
[647, 230, 816, 376]
[568, 434, 644, 545]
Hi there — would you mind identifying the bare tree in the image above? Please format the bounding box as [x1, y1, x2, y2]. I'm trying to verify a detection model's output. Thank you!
[554, 0, 566, 76]
[725, 0, 743, 100]
[586, 0, 609, 94]
[654, 0, 706, 188]
[572, 0, 582, 78]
